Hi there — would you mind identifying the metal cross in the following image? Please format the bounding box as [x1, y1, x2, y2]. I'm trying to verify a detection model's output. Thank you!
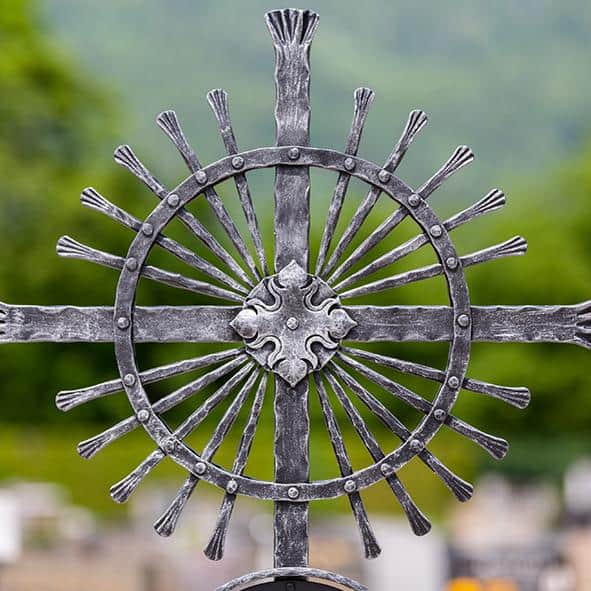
[1, 8, 589, 591]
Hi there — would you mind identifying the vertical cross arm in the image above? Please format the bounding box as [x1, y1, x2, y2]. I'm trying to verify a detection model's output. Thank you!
[265, 8, 319, 570]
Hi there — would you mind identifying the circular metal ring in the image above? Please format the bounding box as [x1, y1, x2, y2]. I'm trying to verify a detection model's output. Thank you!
[113, 146, 471, 502]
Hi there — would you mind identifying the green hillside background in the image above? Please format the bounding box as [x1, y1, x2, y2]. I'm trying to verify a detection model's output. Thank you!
[0, 0, 590, 518]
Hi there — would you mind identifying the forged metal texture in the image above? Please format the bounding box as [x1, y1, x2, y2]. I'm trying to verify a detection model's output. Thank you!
[1, 6, 590, 587]
[112, 145, 472, 502]
[231, 261, 357, 386]
[216, 568, 367, 591]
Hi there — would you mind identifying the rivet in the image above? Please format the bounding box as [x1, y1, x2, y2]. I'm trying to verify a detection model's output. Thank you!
[137, 409, 150, 423]
[123, 373, 136, 387]
[167, 193, 180, 207]
[288, 147, 300, 160]
[164, 437, 176, 453]
[430, 225, 443, 238]
[141, 223, 153, 236]
[117, 316, 130, 330]
[457, 314, 470, 328]
[344, 157, 355, 171]
[125, 257, 138, 271]
[196, 170, 208, 184]
[380, 463, 392, 476]
[446, 257, 459, 270]
[378, 169, 391, 183]
[286, 317, 299, 330]
[195, 462, 206, 475]
[434, 409, 446, 421]
[226, 480, 238, 494]
[287, 487, 300, 499]
[344, 479, 356, 493]
[408, 193, 421, 207]
[409, 439, 423, 452]
[231, 156, 244, 169]
[448, 376, 460, 389]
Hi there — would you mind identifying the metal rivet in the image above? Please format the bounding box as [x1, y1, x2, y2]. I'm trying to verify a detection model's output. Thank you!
[446, 257, 459, 270]
[380, 463, 392, 476]
[408, 193, 421, 207]
[448, 376, 460, 389]
[378, 169, 390, 183]
[141, 223, 153, 236]
[123, 373, 136, 387]
[137, 409, 150, 423]
[117, 316, 130, 330]
[409, 439, 423, 452]
[195, 462, 206, 475]
[231, 156, 244, 169]
[457, 314, 470, 328]
[196, 170, 208, 184]
[288, 147, 300, 160]
[430, 225, 443, 238]
[286, 317, 299, 330]
[167, 193, 180, 207]
[344, 480, 356, 493]
[125, 257, 138, 271]
[287, 487, 300, 499]
[226, 480, 238, 494]
[164, 438, 176, 453]
[344, 157, 355, 171]
[434, 409, 446, 421]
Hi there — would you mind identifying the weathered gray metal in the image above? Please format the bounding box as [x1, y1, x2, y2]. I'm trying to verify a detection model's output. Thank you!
[1, 7, 590, 591]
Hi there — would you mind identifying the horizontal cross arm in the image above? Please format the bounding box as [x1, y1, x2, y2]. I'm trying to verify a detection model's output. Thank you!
[346, 302, 591, 349]
[0, 303, 240, 343]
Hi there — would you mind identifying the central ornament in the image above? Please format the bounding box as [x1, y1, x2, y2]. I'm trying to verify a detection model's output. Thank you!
[231, 261, 357, 387]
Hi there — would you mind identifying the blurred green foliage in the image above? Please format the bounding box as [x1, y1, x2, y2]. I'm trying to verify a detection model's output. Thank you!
[0, 0, 590, 518]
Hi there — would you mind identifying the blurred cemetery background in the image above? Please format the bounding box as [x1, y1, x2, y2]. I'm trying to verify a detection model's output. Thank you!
[1, 0, 591, 589]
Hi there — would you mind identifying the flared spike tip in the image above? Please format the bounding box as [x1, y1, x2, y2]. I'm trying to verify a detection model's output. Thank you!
[353, 87, 375, 114]
[358, 519, 382, 559]
[207, 89, 230, 127]
[156, 110, 182, 140]
[404, 109, 428, 144]
[110, 469, 144, 504]
[114, 145, 164, 196]
[492, 236, 528, 258]
[438, 468, 474, 502]
[80, 187, 110, 213]
[473, 189, 506, 215]
[405, 501, 432, 536]
[265, 8, 319, 46]
[153, 493, 186, 537]
[77, 432, 111, 459]
[477, 432, 509, 460]
[204, 499, 234, 561]
[56, 236, 92, 259]
[495, 386, 531, 409]
[55, 389, 86, 412]
[441, 145, 475, 179]
[576, 302, 591, 347]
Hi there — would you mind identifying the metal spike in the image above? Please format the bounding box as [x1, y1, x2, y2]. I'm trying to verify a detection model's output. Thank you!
[154, 477, 196, 537]
[110, 450, 164, 504]
[265, 9, 320, 46]
[420, 145, 475, 198]
[114, 145, 166, 197]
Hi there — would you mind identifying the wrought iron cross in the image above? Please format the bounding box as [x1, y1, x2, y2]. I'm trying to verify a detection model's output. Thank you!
[1, 8, 589, 591]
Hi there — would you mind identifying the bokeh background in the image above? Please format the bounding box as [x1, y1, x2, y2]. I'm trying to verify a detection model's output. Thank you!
[1, 1, 590, 590]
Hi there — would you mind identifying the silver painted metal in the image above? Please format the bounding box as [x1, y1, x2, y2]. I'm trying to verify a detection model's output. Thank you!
[0, 7, 589, 591]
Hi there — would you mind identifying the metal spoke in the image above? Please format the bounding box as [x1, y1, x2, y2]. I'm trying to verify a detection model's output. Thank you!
[153, 370, 260, 536]
[337, 353, 509, 460]
[342, 347, 530, 409]
[315, 88, 375, 274]
[323, 370, 431, 536]
[157, 110, 261, 281]
[207, 89, 269, 276]
[312, 373, 381, 559]
[334, 189, 505, 292]
[205, 373, 268, 561]
[81, 187, 247, 294]
[339, 235, 527, 300]
[329, 363, 473, 502]
[56, 235, 242, 302]
[111, 366, 258, 505]
[321, 109, 428, 279]
[327, 145, 474, 285]
[114, 144, 254, 287]
[57, 348, 242, 411]
[76, 356, 250, 459]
